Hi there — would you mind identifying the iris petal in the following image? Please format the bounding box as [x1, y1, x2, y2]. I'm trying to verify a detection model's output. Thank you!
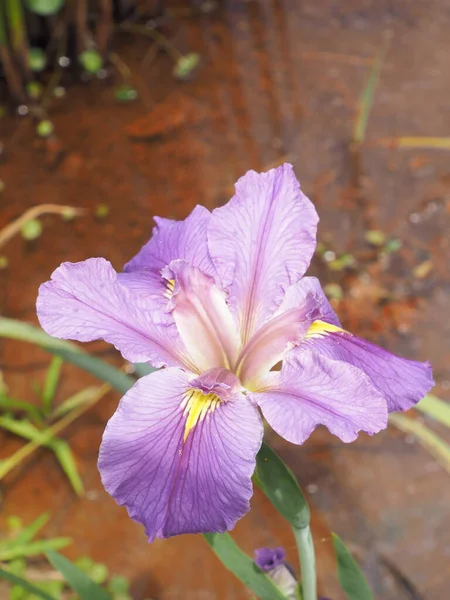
[208, 164, 318, 344]
[250, 349, 388, 444]
[303, 330, 434, 412]
[163, 260, 241, 372]
[125, 205, 215, 277]
[237, 291, 321, 388]
[98, 368, 263, 540]
[37, 258, 195, 369]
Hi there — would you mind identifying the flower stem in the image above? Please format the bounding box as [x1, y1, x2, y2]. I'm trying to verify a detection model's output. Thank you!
[294, 525, 317, 600]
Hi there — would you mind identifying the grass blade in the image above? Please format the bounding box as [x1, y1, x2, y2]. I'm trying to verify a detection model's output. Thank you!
[0, 394, 42, 420]
[0, 537, 72, 561]
[0, 567, 57, 600]
[42, 356, 63, 413]
[46, 550, 110, 600]
[389, 413, 450, 475]
[353, 32, 391, 144]
[51, 386, 100, 418]
[332, 533, 373, 600]
[415, 394, 450, 428]
[12, 513, 49, 545]
[203, 533, 288, 600]
[0, 415, 84, 495]
[374, 136, 450, 149]
[0, 317, 134, 394]
[52, 439, 84, 496]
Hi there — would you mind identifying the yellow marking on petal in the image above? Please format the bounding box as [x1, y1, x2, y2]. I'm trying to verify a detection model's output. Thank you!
[164, 278, 175, 299]
[305, 319, 347, 338]
[181, 389, 221, 442]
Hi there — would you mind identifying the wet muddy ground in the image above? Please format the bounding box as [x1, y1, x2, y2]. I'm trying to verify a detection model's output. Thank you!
[1, 0, 450, 598]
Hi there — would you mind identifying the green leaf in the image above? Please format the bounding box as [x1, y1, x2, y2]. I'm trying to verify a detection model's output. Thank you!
[0, 537, 72, 561]
[0, 568, 57, 600]
[255, 442, 310, 529]
[332, 533, 373, 600]
[114, 85, 138, 102]
[46, 551, 110, 600]
[28, 47, 47, 72]
[0, 394, 42, 420]
[52, 439, 84, 496]
[10, 513, 49, 545]
[0, 415, 83, 494]
[389, 413, 450, 475]
[132, 362, 157, 378]
[21, 219, 42, 241]
[0, 415, 41, 439]
[0, 318, 134, 394]
[416, 394, 450, 428]
[42, 356, 63, 413]
[25, 0, 65, 16]
[79, 50, 103, 74]
[203, 533, 287, 600]
[353, 33, 391, 144]
[172, 53, 201, 80]
[36, 120, 54, 138]
[51, 386, 100, 418]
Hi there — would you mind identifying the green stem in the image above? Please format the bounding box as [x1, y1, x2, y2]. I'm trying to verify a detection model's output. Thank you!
[5, 0, 29, 75]
[294, 526, 317, 600]
[0, 4, 26, 101]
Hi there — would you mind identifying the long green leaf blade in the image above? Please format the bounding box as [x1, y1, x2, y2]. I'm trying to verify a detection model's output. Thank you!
[255, 442, 310, 529]
[353, 33, 391, 144]
[332, 533, 373, 600]
[0, 317, 134, 393]
[46, 551, 111, 600]
[203, 533, 287, 600]
[13, 513, 49, 545]
[51, 386, 100, 418]
[0, 567, 57, 600]
[416, 394, 450, 428]
[389, 413, 450, 475]
[0, 394, 42, 420]
[42, 356, 63, 413]
[52, 440, 84, 496]
[0, 537, 72, 561]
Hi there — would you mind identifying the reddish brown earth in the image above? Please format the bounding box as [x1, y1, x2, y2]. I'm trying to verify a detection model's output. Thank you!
[1, 1, 450, 598]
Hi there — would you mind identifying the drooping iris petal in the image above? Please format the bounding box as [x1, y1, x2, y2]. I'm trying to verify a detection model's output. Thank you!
[98, 367, 263, 541]
[237, 292, 321, 388]
[37, 258, 195, 370]
[208, 164, 318, 344]
[125, 205, 215, 277]
[280, 276, 341, 327]
[163, 260, 241, 372]
[303, 327, 434, 412]
[250, 350, 388, 444]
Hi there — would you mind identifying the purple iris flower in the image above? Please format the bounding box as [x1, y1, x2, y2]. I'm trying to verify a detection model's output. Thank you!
[36, 164, 433, 541]
[254, 547, 287, 572]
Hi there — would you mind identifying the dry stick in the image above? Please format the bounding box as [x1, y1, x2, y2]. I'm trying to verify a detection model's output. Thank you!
[0, 383, 111, 481]
[119, 22, 184, 61]
[97, 0, 113, 56]
[0, 204, 84, 249]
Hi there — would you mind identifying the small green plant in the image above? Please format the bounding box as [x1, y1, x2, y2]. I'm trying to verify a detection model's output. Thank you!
[0, 519, 135, 600]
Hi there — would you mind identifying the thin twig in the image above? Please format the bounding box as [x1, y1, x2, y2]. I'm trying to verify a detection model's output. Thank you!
[0, 204, 84, 249]
[119, 22, 184, 61]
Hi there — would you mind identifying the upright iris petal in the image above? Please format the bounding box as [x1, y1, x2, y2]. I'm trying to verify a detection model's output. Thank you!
[36, 163, 434, 541]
